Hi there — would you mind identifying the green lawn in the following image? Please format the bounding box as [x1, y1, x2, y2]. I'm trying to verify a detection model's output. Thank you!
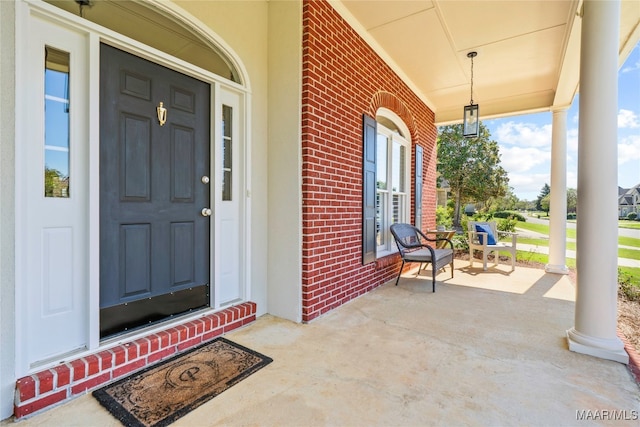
[512, 221, 640, 289]
[515, 250, 640, 289]
[516, 221, 640, 249]
[516, 221, 576, 239]
[516, 237, 640, 261]
[619, 220, 640, 230]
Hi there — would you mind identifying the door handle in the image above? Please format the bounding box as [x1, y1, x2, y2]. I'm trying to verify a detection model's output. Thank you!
[201, 208, 212, 217]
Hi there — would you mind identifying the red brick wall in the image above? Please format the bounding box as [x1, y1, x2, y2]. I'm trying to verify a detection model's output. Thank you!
[301, 0, 438, 322]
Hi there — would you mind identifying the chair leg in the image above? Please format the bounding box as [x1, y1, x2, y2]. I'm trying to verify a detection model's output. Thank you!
[395, 260, 405, 286]
[450, 260, 454, 278]
[431, 263, 436, 292]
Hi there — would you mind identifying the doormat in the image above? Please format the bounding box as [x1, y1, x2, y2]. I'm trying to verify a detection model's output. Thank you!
[93, 338, 273, 427]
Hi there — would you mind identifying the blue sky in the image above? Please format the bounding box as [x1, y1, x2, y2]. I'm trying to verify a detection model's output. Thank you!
[484, 41, 640, 201]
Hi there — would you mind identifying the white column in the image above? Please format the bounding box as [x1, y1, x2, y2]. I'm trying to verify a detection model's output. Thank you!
[566, 0, 628, 363]
[546, 109, 569, 275]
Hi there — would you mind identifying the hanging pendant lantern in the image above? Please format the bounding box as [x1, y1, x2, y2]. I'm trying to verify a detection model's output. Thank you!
[463, 51, 479, 138]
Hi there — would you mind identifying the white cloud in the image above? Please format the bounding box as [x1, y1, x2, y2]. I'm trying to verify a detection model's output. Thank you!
[619, 134, 640, 165]
[621, 58, 640, 74]
[494, 121, 552, 148]
[618, 109, 640, 128]
[500, 146, 550, 174]
[507, 172, 551, 200]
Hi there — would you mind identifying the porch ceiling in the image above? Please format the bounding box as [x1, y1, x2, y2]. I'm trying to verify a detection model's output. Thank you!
[332, 0, 640, 125]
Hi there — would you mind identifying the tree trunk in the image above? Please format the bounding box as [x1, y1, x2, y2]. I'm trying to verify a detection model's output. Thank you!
[453, 188, 462, 228]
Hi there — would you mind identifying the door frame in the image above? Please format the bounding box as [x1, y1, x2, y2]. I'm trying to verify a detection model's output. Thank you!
[15, 0, 251, 375]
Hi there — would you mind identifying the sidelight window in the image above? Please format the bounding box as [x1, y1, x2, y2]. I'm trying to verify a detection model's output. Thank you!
[44, 46, 70, 198]
[222, 105, 232, 201]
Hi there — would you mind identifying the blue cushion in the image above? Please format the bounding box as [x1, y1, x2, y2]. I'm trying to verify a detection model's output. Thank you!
[475, 224, 496, 245]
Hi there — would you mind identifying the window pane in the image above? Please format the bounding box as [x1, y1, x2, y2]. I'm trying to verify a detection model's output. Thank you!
[44, 46, 70, 198]
[376, 133, 388, 190]
[393, 194, 405, 225]
[392, 141, 405, 193]
[376, 191, 387, 247]
[222, 105, 232, 201]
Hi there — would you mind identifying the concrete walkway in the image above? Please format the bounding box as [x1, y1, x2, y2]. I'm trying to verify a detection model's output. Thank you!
[5, 260, 639, 426]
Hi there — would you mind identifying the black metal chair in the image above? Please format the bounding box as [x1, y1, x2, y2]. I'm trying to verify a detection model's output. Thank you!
[389, 223, 454, 292]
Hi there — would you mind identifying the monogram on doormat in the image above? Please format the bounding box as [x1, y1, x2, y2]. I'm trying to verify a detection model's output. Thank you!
[93, 338, 273, 427]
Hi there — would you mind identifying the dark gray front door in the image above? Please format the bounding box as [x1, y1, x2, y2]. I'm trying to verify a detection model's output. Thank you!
[99, 44, 211, 337]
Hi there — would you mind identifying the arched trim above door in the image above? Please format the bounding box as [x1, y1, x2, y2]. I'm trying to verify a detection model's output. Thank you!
[42, 0, 251, 90]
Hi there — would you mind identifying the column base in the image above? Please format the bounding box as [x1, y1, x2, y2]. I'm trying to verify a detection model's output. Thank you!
[567, 327, 629, 364]
[545, 264, 569, 275]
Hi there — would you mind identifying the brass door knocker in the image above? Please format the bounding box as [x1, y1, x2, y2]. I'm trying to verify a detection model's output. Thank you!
[156, 102, 167, 126]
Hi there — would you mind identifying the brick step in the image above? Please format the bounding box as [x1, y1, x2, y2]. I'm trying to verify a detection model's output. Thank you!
[14, 302, 257, 418]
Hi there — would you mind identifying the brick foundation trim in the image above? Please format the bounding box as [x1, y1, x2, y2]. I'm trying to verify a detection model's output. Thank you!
[618, 329, 640, 384]
[14, 302, 257, 419]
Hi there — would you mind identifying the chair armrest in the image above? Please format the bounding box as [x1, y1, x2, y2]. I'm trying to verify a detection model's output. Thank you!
[417, 230, 454, 250]
[437, 238, 454, 250]
[468, 230, 488, 247]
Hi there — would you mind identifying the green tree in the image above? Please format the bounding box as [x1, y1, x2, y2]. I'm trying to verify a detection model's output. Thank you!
[437, 123, 509, 227]
[566, 188, 577, 213]
[540, 193, 551, 213]
[536, 183, 550, 211]
[489, 185, 518, 212]
[515, 199, 535, 211]
[537, 187, 577, 215]
[44, 167, 64, 197]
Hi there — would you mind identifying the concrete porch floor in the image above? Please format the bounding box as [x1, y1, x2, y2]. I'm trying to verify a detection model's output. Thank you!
[5, 260, 640, 426]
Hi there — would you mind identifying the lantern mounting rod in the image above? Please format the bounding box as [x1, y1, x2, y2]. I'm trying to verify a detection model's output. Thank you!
[467, 51, 477, 105]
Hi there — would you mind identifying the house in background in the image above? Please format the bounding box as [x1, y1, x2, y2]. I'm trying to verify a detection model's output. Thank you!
[1, 0, 638, 420]
[618, 184, 640, 218]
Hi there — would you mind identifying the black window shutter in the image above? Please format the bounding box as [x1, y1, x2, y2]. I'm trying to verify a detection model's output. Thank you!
[415, 145, 423, 230]
[362, 114, 377, 264]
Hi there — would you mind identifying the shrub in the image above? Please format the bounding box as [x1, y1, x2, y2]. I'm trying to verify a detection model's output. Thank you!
[451, 234, 468, 251]
[567, 213, 577, 220]
[493, 211, 526, 222]
[471, 212, 493, 222]
[619, 269, 640, 301]
[435, 205, 453, 229]
[627, 212, 638, 221]
[496, 217, 517, 233]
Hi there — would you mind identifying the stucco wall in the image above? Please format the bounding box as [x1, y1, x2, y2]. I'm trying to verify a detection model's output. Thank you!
[301, 0, 438, 322]
[176, 0, 270, 316]
[266, 1, 304, 322]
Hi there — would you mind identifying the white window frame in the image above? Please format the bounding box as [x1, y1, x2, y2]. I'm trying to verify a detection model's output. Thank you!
[375, 109, 411, 258]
